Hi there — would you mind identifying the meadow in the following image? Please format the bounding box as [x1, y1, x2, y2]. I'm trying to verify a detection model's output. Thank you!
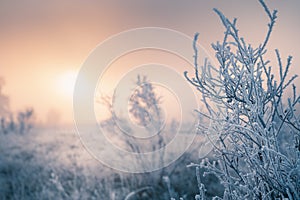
[0, 126, 223, 200]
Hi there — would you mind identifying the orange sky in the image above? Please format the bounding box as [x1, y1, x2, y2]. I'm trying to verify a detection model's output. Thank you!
[0, 0, 300, 125]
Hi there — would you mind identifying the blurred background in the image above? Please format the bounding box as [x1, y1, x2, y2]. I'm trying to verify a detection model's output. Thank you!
[1, 0, 299, 126]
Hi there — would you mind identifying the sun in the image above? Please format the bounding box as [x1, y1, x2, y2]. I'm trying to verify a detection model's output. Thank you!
[56, 70, 78, 98]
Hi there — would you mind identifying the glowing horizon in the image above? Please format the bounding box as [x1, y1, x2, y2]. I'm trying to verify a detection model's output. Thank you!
[1, 1, 300, 126]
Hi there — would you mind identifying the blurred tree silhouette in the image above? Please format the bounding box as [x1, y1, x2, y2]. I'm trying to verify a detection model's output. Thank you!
[0, 77, 10, 117]
[100, 75, 197, 199]
[0, 76, 34, 134]
[100, 75, 165, 167]
[129, 75, 163, 132]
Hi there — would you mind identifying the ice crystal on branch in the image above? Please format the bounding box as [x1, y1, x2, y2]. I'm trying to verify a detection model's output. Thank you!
[185, 0, 300, 199]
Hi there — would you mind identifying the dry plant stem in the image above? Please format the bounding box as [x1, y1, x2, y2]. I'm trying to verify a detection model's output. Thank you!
[185, 0, 300, 199]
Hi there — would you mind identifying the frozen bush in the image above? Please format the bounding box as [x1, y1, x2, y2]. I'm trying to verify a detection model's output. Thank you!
[0, 108, 34, 134]
[0, 77, 10, 117]
[0, 77, 34, 134]
[185, 0, 300, 199]
[100, 75, 199, 199]
[100, 75, 166, 171]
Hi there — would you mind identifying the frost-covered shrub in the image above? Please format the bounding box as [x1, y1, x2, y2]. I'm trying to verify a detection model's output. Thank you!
[0, 77, 10, 117]
[0, 108, 34, 134]
[100, 75, 166, 171]
[0, 78, 34, 134]
[100, 75, 199, 199]
[185, 0, 300, 199]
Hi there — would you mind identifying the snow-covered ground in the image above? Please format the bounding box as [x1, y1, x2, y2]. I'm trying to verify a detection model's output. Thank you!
[0, 126, 223, 199]
[1, 125, 208, 172]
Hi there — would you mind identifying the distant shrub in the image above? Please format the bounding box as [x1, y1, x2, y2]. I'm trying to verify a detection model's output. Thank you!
[100, 75, 200, 199]
[0, 108, 34, 134]
[0, 77, 34, 134]
[0, 77, 10, 117]
[185, 0, 300, 199]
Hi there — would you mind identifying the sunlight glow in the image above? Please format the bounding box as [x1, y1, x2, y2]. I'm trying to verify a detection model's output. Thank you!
[56, 70, 78, 98]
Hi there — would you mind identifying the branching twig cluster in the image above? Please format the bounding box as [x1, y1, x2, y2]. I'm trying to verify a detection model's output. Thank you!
[185, 0, 300, 199]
